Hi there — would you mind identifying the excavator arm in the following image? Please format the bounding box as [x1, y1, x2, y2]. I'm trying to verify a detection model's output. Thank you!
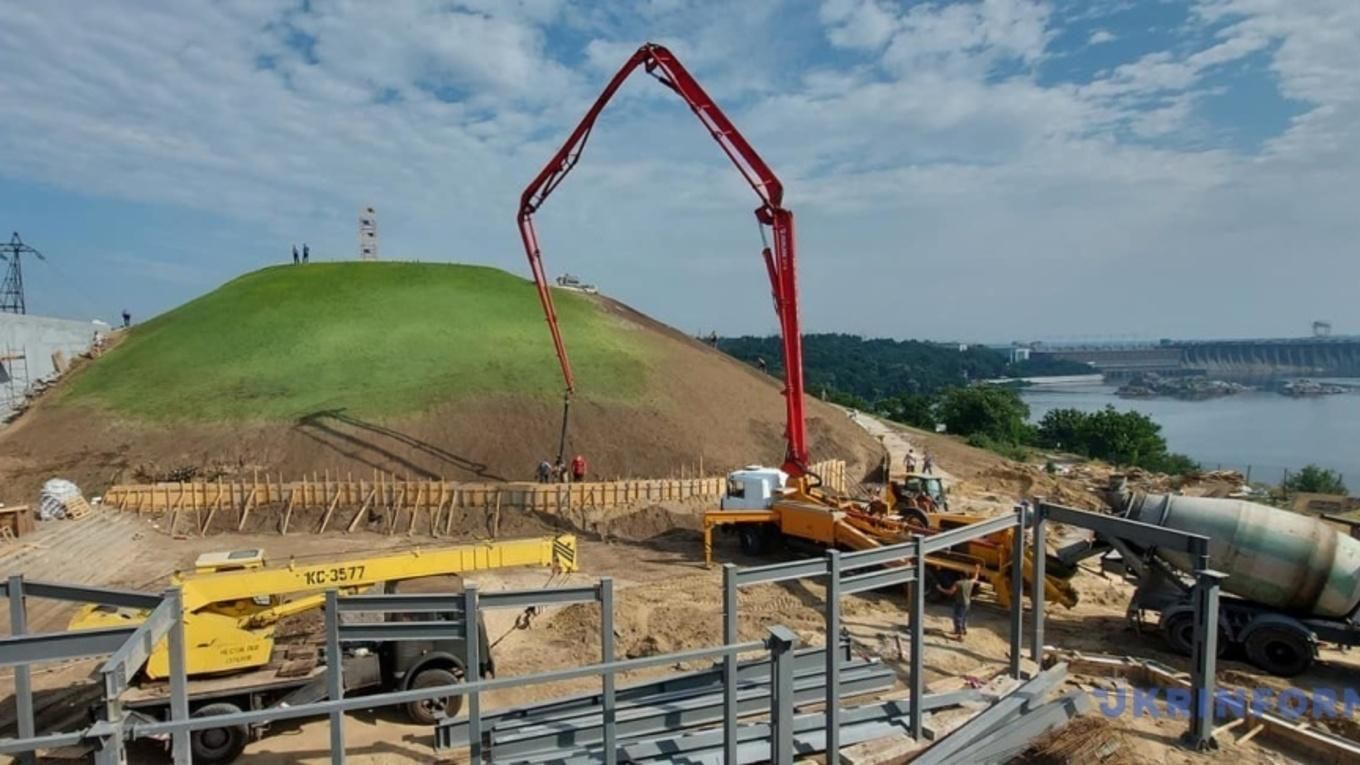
[518, 42, 809, 475]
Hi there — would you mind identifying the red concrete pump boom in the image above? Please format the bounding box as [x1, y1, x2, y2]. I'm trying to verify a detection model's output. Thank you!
[518, 42, 809, 477]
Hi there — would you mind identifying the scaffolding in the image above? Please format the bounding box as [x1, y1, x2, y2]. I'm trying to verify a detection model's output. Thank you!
[1, 346, 29, 419]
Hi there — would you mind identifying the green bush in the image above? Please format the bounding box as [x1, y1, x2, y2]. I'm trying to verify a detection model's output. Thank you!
[1284, 465, 1347, 495]
[937, 386, 1031, 444]
[966, 433, 1030, 462]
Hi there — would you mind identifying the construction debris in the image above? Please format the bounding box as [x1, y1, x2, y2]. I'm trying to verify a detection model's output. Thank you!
[1013, 715, 1129, 764]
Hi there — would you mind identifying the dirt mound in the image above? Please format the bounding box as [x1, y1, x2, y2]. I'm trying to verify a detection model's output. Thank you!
[0, 272, 878, 503]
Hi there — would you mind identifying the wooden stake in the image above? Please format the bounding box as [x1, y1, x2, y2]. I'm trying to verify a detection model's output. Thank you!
[445, 487, 459, 535]
[346, 488, 376, 533]
[280, 488, 297, 535]
[1237, 723, 1266, 747]
[202, 479, 223, 535]
[492, 488, 503, 539]
[318, 483, 342, 534]
[236, 486, 258, 532]
[407, 485, 425, 535]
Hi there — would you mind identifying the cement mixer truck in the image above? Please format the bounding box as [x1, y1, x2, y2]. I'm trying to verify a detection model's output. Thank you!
[1057, 482, 1360, 676]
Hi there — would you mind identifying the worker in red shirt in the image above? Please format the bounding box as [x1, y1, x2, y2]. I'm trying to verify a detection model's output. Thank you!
[570, 454, 587, 483]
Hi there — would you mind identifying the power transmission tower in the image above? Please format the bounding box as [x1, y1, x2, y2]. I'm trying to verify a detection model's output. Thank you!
[0, 232, 46, 315]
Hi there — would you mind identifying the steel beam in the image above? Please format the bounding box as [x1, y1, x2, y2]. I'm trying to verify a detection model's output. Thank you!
[1187, 568, 1226, 751]
[480, 585, 601, 609]
[920, 513, 1018, 556]
[733, 557, 827, 587]
[337, 593, 465, 613]
[7, 576, 34, 765]
[1039, 502, 1209, 555]
[722, 564, 738, 765]
[767, 625, 799, 764]
[911, 662, 1068, 765]
[599, 577, 616, 765]
[0, 730, 88, 756]
[561, 693, 982, 765]
[1031, 507, 1046, 664]
[132, 639, 768, 737]
[437, 647, 858, 747]
[465, 584, 482, 763]
[824, 549, 841, 760]
[100, 596, 179, 697]
[325, 590, 345, 765]
[0, 627, 135, 667]
[1009, 504, 1025, 679]
[487, 665, 894, 758]
[838, 539, 916, 571]
[166, 589, 190, 765]
[336, 621, 463, 642]
[909, 535, 926, 740]
[18, 580, 162, 610]
[841, 564, 915, 595]
[945, 690, 1090, 764]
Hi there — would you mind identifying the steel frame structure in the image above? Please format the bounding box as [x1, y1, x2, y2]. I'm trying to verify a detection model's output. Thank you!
[517, 42, 808, 475]
[0, 502, 1226, 762]
[1032, 500, 1224, 750]
[723, 505, 1032, 761]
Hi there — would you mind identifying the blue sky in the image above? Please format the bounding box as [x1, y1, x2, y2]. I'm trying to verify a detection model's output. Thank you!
[0, 0, 1356, 342]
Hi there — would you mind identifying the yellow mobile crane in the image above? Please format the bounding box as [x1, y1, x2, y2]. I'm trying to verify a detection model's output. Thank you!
[69, 535, 577, 763]
[72, 534, 577, 678]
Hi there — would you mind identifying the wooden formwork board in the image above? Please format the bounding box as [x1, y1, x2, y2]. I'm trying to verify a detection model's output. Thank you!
[100, 460, 849, 534]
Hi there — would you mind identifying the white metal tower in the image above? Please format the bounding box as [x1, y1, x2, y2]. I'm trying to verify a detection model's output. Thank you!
[359, 206, 379, 261]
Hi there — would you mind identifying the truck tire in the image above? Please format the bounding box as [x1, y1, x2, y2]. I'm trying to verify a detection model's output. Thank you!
[1161, 613, 1226, 658]
[404, 667, 463, 725]
[738, 525, 773, 555]
[191, 702, 249, 764]
[1244, 625, 1313, 677]
[898, 507, 930, 529]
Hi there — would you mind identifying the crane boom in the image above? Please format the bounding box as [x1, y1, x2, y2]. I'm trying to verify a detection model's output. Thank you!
[518, 42, 809, 476]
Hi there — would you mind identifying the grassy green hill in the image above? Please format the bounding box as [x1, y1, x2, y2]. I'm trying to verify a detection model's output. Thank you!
[64, 263, 652, 420]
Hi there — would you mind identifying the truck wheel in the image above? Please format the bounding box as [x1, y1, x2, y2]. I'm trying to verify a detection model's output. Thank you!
[738, 525, 771, 555]
[1162, 613, 1227, 658]
[898, 507, 930, 529]
[1245, 626, 1313, 677]
[405, 667, 463, 725]
[191, 702, 249, 764]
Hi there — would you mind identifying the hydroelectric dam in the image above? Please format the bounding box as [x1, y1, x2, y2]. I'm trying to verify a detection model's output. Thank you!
[1027, 335, 1360, 383]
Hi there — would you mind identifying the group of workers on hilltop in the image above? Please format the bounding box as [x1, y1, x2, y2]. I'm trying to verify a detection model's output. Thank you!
[537, 454, 587, 484]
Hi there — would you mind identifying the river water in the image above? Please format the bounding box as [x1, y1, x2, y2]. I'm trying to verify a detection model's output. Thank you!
[1019, 382, 1360, 483]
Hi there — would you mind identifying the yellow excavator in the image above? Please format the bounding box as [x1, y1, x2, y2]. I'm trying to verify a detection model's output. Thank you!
[68, 535, 577, 763]
[703, 469, 1075, 609]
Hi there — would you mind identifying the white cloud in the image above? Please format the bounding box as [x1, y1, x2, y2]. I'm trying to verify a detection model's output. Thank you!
[0, 0, 1358, 341]
[1088, 29, 1117, 45]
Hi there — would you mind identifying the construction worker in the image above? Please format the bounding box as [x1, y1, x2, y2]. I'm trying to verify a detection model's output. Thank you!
[904, 449, 917, 474]
[922, 451, 935, 475]
[302, 243, 310, 263]
[121, 309, 131, 328]
[937, 565, 981, 640]
[571, 454, 587, 483]
[536, 459, 552, 484]
[553, 457, 567, 483]
[292, 244, 299, 264]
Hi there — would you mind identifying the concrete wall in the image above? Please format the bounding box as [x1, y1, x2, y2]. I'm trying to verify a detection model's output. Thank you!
[1, 313, 106, 416]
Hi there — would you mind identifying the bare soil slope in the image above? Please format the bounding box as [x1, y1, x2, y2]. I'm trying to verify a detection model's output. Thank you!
[0, 283, 877, 502]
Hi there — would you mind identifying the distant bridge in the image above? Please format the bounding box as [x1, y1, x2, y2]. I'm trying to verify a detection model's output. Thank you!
[1029, 336, 1360, 382]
